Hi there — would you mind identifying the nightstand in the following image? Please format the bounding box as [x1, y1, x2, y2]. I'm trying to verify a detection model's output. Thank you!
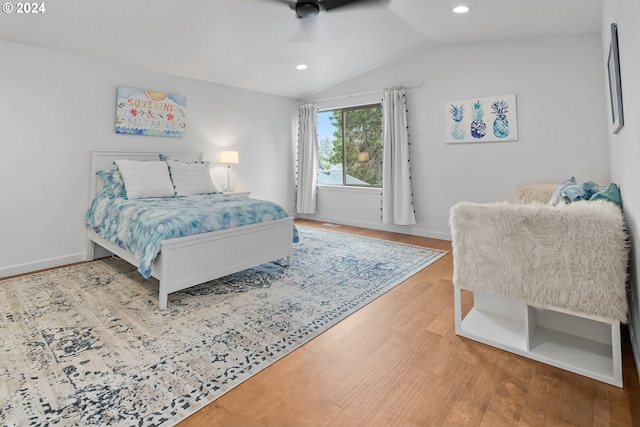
[222, 189, 251, 198]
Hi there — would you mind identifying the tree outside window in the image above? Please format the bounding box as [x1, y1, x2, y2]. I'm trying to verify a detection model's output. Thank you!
[317, 104, 382, 187]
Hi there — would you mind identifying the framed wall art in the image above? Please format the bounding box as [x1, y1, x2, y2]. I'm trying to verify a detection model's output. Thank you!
[445, 93, 518, 144]
[607, 23, 624, 134]
[115, 87, 187, 137]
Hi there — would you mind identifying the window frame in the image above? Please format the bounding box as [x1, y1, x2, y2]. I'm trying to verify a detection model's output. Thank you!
[317, 103, 382, 188]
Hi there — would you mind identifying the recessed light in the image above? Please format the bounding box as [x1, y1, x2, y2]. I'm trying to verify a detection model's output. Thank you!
[453, 5, 469, 13]
[296, 64, 308, 70]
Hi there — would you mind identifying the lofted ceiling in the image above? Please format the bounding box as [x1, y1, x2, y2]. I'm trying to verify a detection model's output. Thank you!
[0, 0, 602, 99]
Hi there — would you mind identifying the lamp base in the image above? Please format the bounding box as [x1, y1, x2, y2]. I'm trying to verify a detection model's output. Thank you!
[224, 165, 233, 193]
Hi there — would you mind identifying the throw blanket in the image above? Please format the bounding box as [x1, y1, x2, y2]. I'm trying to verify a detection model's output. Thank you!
[86, 193, 298, 278]
[449, 199, 628, 322]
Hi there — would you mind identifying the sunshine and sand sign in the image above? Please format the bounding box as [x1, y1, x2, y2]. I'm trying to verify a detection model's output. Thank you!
[115, 87, 187, 137]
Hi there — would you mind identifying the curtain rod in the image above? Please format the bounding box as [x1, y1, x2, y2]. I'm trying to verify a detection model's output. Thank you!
[299, 80, 423, 105]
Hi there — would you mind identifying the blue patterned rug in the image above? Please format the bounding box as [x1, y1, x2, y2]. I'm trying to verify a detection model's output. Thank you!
[0, 225, 446, 426]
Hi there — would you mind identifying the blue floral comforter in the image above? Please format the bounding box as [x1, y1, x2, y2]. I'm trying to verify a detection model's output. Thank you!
[86, 193, 298, 278]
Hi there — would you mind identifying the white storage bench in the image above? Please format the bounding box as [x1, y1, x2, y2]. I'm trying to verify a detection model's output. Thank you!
[454, 289, 622, 387]
[449, 187, 628, 387]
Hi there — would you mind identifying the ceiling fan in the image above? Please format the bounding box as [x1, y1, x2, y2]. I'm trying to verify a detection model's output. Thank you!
[274, 0, 389, 19]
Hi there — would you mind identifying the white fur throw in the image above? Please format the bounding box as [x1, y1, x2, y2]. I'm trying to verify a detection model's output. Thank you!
[449, 200, 628, 322]
[513, 184, 558, 204]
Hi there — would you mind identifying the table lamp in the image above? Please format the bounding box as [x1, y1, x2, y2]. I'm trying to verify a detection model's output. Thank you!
[219, 150, 239, 192]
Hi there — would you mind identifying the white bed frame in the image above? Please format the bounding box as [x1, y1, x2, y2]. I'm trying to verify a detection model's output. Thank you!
[86, 150, 294, 309]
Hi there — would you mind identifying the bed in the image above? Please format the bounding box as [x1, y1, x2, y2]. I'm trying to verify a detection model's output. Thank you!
[86, 150, 295, 309]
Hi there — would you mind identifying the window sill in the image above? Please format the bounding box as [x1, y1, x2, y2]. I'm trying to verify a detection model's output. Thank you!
[317, 184, 381, 195]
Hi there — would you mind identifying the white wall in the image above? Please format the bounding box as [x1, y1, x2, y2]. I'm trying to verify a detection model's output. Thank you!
[0, 41, 297, 277]
[301, 34, 611, 240]
[602, 0, 640, 377]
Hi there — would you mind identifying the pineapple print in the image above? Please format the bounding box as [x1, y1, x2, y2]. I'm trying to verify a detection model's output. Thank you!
[491, 100, 510, 138]
[449, 104, 465, 140]
[470, 100, 486, 139]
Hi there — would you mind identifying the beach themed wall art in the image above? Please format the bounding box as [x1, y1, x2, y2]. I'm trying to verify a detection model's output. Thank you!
[116, 87, 187, 137]
[445, 94, 518, 143]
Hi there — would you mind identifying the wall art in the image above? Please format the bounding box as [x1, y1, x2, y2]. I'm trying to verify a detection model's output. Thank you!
[116, 87, 187, 137]
[607, 23, 624, 134]
[445, 93, 518, 143]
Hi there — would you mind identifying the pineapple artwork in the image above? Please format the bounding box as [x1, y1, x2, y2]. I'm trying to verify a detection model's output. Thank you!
[445, 94, 517, 143]
[470, 100, 486, 139]
[491, 99, 510, 138]
[449, 104, 465, 140]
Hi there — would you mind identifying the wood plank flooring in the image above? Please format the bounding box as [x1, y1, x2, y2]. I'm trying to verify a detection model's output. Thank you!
[173, 218, 639, 426]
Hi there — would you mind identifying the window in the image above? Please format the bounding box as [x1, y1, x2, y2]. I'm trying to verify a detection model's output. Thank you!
[317, 104, 382, 187]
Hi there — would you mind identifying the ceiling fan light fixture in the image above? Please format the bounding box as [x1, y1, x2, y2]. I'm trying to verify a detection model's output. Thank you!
[295, 1, 320, 18]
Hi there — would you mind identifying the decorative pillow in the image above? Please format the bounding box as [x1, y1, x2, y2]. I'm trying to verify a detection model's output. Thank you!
[115, 159, 175, 199]
[96, 169, 126, 198]
[548, 177, 623, 207]
[558, 176, 583, 199]
[548, 177, 577, 206]
[166, 159, 219, 196]
[591, 183, 622, 207]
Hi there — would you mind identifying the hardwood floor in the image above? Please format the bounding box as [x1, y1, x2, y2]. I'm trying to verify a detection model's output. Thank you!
[178, 219, 640, 427]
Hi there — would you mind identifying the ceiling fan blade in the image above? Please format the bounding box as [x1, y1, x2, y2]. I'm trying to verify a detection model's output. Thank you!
[267, 0, 297, 9]
[319, 0, 388, 12]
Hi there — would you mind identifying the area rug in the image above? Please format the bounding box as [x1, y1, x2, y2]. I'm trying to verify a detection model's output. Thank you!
[0, 225, 446, 426]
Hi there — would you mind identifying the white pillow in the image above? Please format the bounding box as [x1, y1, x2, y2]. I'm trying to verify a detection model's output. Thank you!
[167, 160, 218, 196]
[115, 159, 175, 199]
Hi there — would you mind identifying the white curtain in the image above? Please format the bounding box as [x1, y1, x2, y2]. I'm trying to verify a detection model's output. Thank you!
[296, 103, 318, 214]
[382, 89, 416, 225]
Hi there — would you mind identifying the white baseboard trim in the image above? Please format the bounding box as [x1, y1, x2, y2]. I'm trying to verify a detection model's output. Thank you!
[629, 323, 640, 384]
[0, 253, 86, 279]
[297, 214, 452, 241]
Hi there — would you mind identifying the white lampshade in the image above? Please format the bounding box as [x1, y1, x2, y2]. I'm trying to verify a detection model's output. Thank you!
[219, 150, 239, 164]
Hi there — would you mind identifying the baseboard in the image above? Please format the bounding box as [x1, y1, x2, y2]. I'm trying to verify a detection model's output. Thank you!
[630, 322, 640, 384]
[297, 214, 452, 241]
[0, 253, 86, 279]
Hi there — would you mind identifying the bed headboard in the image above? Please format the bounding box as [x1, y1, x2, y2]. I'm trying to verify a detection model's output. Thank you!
[90, 150, 204, 200]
